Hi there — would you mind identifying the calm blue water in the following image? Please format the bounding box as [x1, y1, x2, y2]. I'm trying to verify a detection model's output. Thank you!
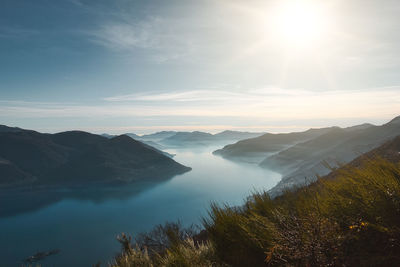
[0, 145, 281, 267]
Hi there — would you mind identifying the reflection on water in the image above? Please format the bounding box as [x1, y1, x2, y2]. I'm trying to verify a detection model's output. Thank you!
[0, 145, 281, 267]
[0, 181, 169, 219]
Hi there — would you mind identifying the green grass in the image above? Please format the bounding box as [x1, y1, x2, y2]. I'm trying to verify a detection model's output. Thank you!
[110, 158, 400, 267]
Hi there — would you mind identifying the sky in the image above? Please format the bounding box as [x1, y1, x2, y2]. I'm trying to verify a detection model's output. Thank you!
[0, 0, 399, 134]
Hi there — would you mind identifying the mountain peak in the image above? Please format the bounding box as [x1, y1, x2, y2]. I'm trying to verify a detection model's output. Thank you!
[0, 125, 24, 133]
[387, 115, 400, 125]
[111, 134, 143, 144]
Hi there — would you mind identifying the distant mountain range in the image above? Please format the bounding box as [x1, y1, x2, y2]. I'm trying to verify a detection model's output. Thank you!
[0, 126, 190, 188]
[160, 131, 214, 145]
[213, 127, 336, 163]
[213, 116, 400, 197]
[154, 130, 265, 147]
[102, 130, 265, 148]
[140, 131, 178, 142]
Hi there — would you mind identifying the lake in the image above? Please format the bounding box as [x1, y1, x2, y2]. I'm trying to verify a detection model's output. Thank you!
[0, 145, 281, 267]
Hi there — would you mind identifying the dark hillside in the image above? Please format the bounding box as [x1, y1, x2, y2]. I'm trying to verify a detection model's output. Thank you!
[0, 128, 190, 187]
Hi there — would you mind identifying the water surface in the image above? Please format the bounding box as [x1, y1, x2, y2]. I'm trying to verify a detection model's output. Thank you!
[0, 145, 281, 266]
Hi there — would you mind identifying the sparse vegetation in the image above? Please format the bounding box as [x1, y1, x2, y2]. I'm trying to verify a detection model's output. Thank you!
[110, 222, 222, 267]
[110, 158, 400, 266]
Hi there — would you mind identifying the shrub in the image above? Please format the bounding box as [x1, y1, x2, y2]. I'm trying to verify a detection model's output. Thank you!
[205, 158, 400, 266]
[110, 222, 222, 267]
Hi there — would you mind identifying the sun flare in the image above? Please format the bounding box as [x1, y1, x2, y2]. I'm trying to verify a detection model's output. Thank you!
[270, 1, 329, 47]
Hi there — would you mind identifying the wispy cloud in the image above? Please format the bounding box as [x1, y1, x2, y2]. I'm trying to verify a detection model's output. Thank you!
[102, 86, 400, 110]
[88, 18, 161, 50]
[1, 86, 399, 121]
[85, 16, 195, 63]
[103, 87, 314, 102]
[1, 86, 399, 134]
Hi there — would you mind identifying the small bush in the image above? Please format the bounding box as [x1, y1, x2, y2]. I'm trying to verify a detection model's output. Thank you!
[110, 222, 221, 267]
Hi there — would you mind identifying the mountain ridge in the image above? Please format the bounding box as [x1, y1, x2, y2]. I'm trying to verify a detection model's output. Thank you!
[158, 130, 265, 147]
[0, 128, 190, 188]
[213, 127, 337, 162]
[263, 117, 400, 196]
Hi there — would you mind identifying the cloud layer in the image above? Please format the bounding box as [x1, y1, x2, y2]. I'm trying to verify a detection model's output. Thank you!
[1, 86, 398, 124]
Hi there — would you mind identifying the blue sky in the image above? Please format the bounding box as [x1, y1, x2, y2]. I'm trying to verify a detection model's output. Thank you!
[0, 0, 399, 134]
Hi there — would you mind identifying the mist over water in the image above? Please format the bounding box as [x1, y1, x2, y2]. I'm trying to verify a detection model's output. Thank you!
[0, 145, 281, 267]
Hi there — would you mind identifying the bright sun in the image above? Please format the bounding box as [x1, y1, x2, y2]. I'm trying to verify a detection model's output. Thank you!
[270, 1, 328, 47]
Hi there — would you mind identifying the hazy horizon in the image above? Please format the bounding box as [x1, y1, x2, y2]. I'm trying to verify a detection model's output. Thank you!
[2, 115, 397, 135]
